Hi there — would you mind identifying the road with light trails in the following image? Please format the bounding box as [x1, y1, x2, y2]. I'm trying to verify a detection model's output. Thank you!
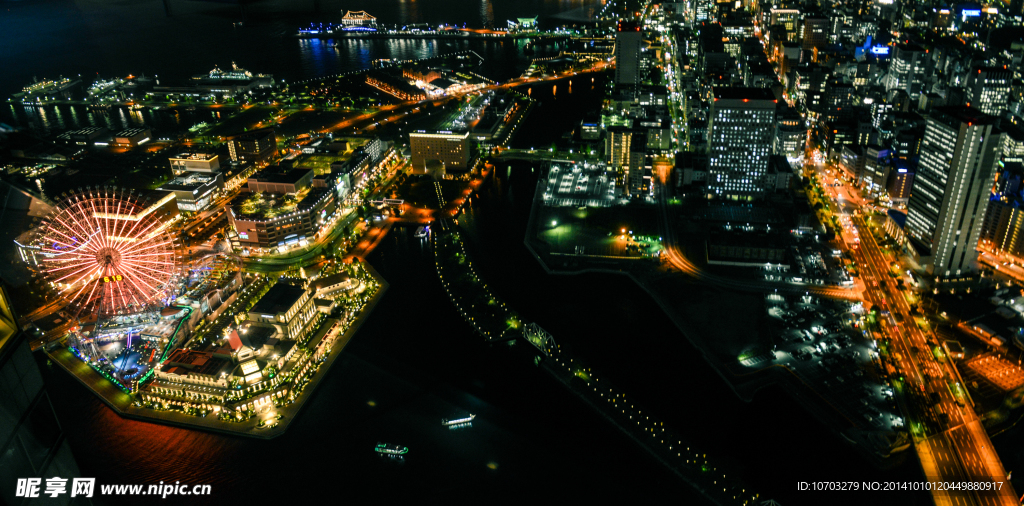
[812, 157, 1019, 506]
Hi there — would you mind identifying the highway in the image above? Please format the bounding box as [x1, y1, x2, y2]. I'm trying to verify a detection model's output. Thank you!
[812, 161, 1018, 506]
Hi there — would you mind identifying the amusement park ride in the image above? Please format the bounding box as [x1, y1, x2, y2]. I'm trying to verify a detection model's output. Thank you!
[17, 187, 183, 390]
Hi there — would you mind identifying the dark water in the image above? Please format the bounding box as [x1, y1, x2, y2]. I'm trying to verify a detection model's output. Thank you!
[43, 221, 696, 504]
[1, 0, 599, 128]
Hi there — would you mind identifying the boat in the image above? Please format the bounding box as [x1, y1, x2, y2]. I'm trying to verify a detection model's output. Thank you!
[375, 443, 408, 456]
[414, 226, 429, 238]
[442, 414, 475, 427]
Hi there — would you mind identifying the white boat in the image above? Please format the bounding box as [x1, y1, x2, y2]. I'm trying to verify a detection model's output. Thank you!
[442, 414, 475, 426]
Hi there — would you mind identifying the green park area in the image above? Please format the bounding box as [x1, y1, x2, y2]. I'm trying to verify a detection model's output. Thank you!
[534, 204, 662, 258]
[236, 189, 309, 219]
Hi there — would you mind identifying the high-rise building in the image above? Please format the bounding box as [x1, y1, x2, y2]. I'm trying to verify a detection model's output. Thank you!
[887, 161, 915, 203]
[627, 142, 651, 197]
[606, 127, 642, 168]
[905, 107, 1005, 277]
[801, 16, 829, 53]
[706, 87, 777, 200]
[695, 0, 717, 23]
[884, 44, 928, 97]
[227, 127, 277, 164]
[774, 103, 806, 159]
[769, 8, 801, 40]
[965, 66, 1012, 116]
[821, 78, 855, 123]
[0, 284, 87, 506]
[615, 21, 643, 87]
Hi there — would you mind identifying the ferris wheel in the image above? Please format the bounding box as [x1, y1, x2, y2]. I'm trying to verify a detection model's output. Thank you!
[27, 187, 180, 318]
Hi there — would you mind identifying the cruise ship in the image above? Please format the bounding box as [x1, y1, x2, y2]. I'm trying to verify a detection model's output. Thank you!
[375, 443, 408, 456]
[442, 414, 475, 427]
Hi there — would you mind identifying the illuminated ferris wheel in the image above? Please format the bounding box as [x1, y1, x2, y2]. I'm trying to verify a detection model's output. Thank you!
[27, 188, 180, 318]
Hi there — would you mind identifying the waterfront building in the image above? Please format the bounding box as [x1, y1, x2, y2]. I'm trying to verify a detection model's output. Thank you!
[706, 87, 776, 200]
[905, 107, 1005, 277]
[55, 127, 109, 147]
[409, 131, 473, 172]
[248, 283, 320, 343]
[111, 128, 151, 148]
[227, 128, 277, 164]
[341, 10, 377, 30]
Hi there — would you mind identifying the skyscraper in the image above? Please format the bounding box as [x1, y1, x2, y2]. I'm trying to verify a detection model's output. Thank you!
[905, 107, 1005, 277]
[884, 44, 928, 97]
[614, 21, 642, 86]
[706, 87, 777, 200]
[965, 66, 1012, 116]
[801, 15, 829, 53]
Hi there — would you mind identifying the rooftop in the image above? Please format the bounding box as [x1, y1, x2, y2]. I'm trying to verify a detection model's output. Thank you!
[251, 284, 307, 316]
[170, 152, 218, 161]
[713, 87, 777, 102]
[230, 186, 330, 220]
[158, 172, 219, 191]
[930, 106, 998, 128]
[250, 167, 314, 186]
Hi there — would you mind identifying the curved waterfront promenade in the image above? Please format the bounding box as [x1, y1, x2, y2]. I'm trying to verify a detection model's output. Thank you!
[431, 223, 761, 506]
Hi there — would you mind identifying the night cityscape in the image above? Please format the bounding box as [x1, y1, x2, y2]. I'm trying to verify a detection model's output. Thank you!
[3, 0, 1024, 504]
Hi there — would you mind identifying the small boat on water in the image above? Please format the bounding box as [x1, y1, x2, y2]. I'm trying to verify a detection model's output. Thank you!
[375, 443, 408, 456]
[414, 226, 429, 238]
[442, 414, 475, 427]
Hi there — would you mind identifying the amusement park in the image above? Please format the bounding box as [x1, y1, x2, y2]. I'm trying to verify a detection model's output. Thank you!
[17, 188, 183, 393]
[14, 185, 385, 435]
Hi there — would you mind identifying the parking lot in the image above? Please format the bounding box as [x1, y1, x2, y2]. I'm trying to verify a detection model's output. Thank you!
[764, 294, 905, 432]
[778, 233, 853, 287]
[542, 163, 619, 208]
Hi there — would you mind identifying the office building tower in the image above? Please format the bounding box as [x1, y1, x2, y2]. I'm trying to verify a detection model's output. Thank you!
[884, 44, 928, 97]
[905, 107, 1005, 277]
[822, 78, 855, 123]
[965, 66, 1012, 116]
[606, 127, 643, 168]
[706, 87, 777, 200]
[801, 16, 829, 53]
[615, 21, 643, 86]
[774, 103, 806, 159]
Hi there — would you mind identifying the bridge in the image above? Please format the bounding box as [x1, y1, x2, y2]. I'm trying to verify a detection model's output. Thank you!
[523, 323, 556, 356]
